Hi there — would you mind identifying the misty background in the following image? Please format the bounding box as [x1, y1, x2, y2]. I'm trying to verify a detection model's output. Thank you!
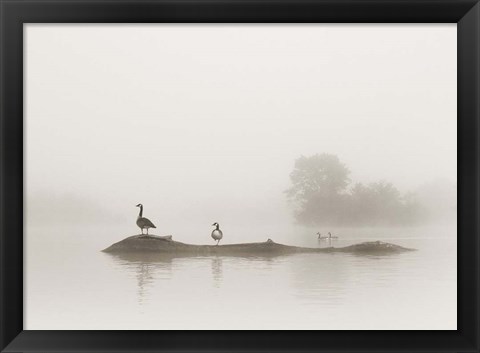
[25, 24, 456, 248]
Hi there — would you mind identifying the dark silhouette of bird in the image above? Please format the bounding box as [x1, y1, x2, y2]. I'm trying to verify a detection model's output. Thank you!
[211, 222, 223, 245]
[135, 204, 156, 235]
[327, 232, 338, 239]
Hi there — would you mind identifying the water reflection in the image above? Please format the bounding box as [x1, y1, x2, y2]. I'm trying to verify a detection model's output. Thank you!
[104, 252, 174, 305]
[104, 247, 420, 311]
[289, 253, 348, 304]
[104, 251, 293, 304]
[317, 238, 338, 248]
[211, 257, 223, 287]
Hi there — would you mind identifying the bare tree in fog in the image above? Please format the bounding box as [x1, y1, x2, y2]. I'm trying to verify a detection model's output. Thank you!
[286, 154, 427, 226]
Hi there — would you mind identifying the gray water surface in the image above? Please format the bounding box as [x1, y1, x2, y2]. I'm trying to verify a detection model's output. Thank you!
[24, 225, 456, 330]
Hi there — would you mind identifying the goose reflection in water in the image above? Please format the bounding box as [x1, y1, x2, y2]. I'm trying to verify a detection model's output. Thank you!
[104, 252, 173, 305]
[211, 257, 223, 287]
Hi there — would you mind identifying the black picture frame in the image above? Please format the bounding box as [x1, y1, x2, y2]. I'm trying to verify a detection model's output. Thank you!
[1, 0, 478, 352]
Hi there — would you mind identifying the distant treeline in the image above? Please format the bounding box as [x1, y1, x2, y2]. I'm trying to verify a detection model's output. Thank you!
[285, 153, 453, 226]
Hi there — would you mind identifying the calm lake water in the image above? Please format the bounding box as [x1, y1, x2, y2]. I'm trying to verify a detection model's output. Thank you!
[24, 224, 456, 330]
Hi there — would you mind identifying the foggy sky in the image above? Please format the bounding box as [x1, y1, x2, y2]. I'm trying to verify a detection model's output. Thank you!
[25, 24, 457, 234]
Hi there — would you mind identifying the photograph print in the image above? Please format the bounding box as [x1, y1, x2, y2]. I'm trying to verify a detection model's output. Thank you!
[24, 24, 456, 330]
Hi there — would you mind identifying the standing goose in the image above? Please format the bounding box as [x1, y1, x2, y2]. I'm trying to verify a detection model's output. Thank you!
[211, 222, 223, 245]
[136, 204, 156, 235]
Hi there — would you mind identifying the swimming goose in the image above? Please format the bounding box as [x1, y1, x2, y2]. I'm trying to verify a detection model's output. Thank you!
[327, 232, 338, 239]
[135, 204, 156, 235]
[211, 222, 223, 245]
